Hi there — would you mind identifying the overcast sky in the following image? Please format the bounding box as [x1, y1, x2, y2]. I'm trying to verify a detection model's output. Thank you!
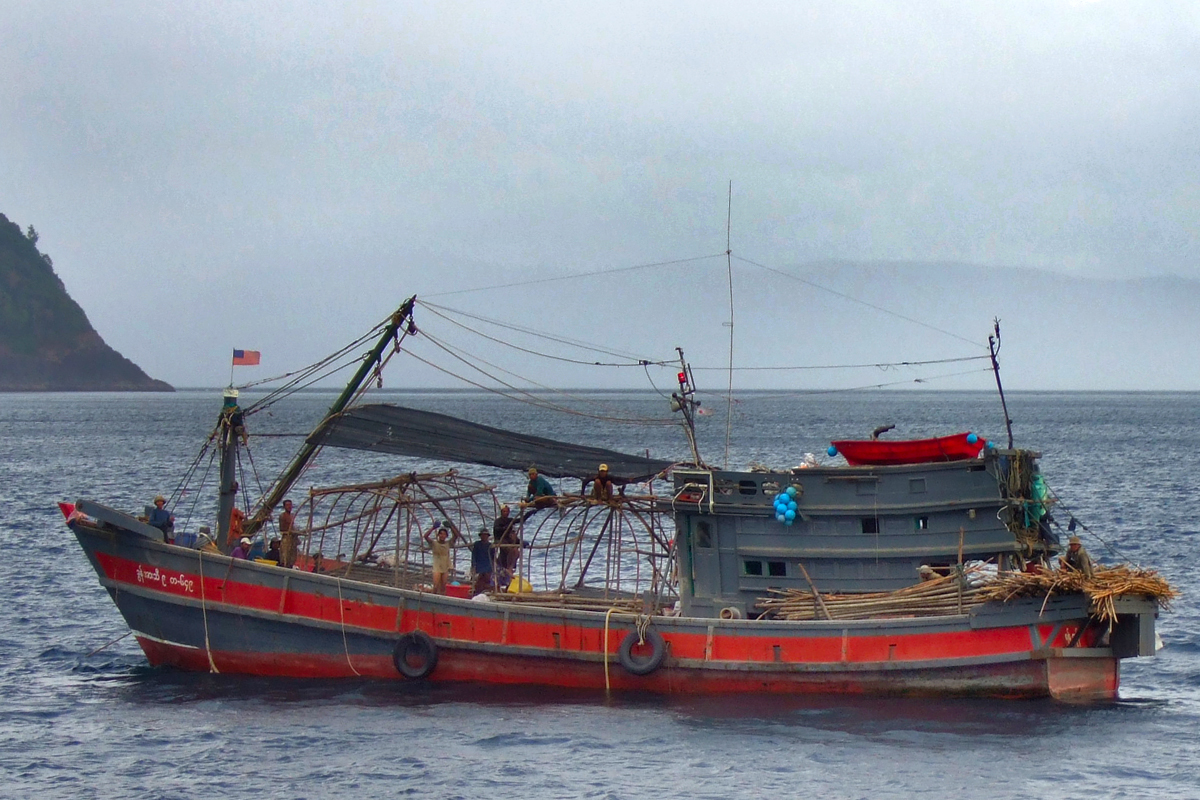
[3, 1, 1199, 388]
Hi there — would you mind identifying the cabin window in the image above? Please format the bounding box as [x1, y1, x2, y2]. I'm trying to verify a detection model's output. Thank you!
[744, 560, 764, 576]
[694, 522, 713, 549]
[915, 516, 929, 530]
[738, 480, 759, 496]
[861, 517, 879, 534]
[767, 561, 787, 577]
[855, 481, 877, 496]
[909, 478, 927, 493]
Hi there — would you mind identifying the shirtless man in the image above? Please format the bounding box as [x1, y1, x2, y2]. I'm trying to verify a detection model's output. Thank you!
[423, 521, 460, 594]
[585, 463, 620, 503]
[278, 499, 298, 568]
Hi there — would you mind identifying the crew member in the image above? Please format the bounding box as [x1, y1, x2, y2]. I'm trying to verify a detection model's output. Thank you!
[585, 463, 620, 503]
[1059, 535, 1095, 578]
[522, 467, 557, 511]
[470, 528, 495, 595]
[147, 495, 175, 542]
[423, 521, 460, 595]
[492, 505, 522, 588]
[231, 537, 252, 560]
[278, 499, 299, 568]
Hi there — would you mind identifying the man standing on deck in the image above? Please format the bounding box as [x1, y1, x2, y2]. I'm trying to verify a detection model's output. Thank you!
[423, 521, 460, 594]
[1059, 535, 1095, 578]
[278, 499, 299, 568]
[493, 504, 522, 588]
[147, 495, 174, 542]
[470, 528, 495, 595]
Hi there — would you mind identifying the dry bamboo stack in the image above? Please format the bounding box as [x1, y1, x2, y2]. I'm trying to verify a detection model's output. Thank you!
[976, 565, 1178, 623]
[758, 571, 988, 621]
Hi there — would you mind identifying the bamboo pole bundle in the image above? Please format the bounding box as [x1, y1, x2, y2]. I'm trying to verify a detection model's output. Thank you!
[758, 571, 990, 621]
[975, 565, 1177, 623]
[758, 565, 1178, 624]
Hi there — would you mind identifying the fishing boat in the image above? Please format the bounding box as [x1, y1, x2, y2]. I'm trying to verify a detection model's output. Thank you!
[66, 297, 1169, 700]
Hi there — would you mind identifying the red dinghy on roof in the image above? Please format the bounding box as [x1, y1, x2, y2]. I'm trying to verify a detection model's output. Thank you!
[831, 432, 985, 466]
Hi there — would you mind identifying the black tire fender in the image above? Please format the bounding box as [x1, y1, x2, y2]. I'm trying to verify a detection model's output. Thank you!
[392, 631, 439, 679]
[617, 629, 666, 676]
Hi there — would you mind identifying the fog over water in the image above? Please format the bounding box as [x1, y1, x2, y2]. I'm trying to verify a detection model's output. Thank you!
[3, 2, 1199, 387]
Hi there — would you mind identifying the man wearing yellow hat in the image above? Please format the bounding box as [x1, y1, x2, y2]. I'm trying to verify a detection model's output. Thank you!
[587, 463, 618, 503]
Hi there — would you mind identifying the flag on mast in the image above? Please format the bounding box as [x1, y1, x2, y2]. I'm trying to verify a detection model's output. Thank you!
[232, 349, 261, 366]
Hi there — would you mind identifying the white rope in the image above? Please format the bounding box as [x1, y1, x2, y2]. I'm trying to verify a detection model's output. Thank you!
[336, 578, 362, 677]
[198, 551, 219, 673]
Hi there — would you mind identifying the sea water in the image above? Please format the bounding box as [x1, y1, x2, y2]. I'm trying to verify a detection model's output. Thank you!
[1, 390, 1198, 799]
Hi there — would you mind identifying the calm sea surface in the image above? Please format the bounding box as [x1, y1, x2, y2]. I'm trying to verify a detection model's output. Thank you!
[2, 389, 1198, 799]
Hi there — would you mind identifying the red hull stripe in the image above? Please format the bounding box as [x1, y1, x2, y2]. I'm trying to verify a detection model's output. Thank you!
[98, 551, 1077, 669]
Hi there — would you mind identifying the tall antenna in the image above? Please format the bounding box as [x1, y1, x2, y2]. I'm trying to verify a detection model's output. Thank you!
[724, 180, 735, 468]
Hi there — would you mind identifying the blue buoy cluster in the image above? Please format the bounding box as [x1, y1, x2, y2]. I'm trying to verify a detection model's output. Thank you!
[967, 432, 996, 451]
[773, 486, 800, 525]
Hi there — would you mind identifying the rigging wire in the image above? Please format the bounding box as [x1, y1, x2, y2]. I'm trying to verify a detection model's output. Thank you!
[1045, 489, 1138, 565]
[418, 300, 668, 365]
[179, 446, 218, 537]
[239, 320, 390, 414]
[731, 254, 985, 348]
[401, 345, 677, 426]
[417, 331, 670, 419]
[643, 361, 673, 400]
[689, 354, 991, 371]
[418, 302, 671, 368]
[169, 437, 215, 511]
[695, 366, 995, 401]
[422, 252, 728, 298]
[235, 325, 377, 390]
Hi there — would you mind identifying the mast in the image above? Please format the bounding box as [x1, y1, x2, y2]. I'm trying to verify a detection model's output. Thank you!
[988, 318, 1015, 449]
[671, 347, 703, 466]
[216, 388, 244, 548]
[244, 296, 417, 536]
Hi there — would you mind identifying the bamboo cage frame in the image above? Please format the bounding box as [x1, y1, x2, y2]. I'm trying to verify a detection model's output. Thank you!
[287, 471, 678, 608]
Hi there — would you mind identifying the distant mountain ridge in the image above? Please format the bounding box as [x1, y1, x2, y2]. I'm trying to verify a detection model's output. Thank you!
[486, 256, 1200, 391]
[0, 213, 172, 391]
[783, 259, 1200, 391]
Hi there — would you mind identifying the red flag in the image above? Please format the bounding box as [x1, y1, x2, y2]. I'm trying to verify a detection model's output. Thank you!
[232, 349, 261, 366]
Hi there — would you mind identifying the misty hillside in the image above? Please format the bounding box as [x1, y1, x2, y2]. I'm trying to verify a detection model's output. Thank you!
[0, 213, 172, 391]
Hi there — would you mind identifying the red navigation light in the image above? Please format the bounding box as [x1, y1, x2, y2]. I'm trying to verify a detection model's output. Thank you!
[677, 371, 687, 385]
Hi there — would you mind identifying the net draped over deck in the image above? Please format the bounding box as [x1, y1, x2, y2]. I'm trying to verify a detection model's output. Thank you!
[307, 404, 675, 481]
